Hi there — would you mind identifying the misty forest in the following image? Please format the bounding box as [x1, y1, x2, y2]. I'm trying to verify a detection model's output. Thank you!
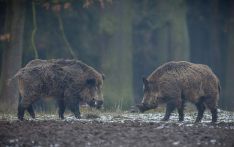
[0, 0, 234, 147]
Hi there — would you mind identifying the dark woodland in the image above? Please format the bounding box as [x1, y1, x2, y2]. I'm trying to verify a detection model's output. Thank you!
[0, 0, 234, 147]
[0, 0, 234, 111]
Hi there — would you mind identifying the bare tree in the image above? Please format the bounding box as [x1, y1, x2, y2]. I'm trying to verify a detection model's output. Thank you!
[100, 0, 134, 109]
[224, 0, 234, 110]
[0, 0, 26, 111]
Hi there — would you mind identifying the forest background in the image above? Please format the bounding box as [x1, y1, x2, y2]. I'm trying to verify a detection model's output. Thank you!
[0, 0, 233, 112]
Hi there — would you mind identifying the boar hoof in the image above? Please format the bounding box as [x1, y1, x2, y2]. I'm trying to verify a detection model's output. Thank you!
[95, 100, 103, 109]
[75, 115, 81, 119]
[161, 117, 169, 121]
[17, 116, 24, 121]
[60, 116, 65, 120]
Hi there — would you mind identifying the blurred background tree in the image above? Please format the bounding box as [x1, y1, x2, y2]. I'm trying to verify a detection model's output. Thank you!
[0, 0, 233, 112]
[0, 0, 26, 111]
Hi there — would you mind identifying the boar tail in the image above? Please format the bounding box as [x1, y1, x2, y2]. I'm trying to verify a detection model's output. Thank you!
[7, 71, 20, 86]
[218, 81, 221, 94]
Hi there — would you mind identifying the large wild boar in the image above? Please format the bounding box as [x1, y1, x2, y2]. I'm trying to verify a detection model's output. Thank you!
[137, 61, 220, 123]
[13, 59, 104, 120]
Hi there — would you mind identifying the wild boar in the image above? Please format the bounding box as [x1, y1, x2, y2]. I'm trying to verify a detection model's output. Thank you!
[137, 61, 220, 123]
[23, 59, 105, 107]
[13, 59, 104, 120]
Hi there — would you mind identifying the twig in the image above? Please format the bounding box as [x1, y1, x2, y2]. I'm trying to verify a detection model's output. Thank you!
[31, 1, 39, 59]
[57, 13, 78, 59]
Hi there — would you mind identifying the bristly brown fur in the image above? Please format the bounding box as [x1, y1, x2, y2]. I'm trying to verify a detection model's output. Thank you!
[139, 61, 220, 123]
[15, 59, 104, 120]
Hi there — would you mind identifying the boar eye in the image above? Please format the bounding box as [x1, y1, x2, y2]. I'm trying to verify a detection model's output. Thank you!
[86, 78, 96, 86]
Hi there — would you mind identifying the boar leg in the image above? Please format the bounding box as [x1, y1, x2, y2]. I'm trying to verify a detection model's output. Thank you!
[161, 101, 176, 121]
[204, 97, 218, 123]
[18, 94, 26, 120]
[177, 100, 185, 121]
[71, 106, 80, 119]
[27, 104, 35, 119]
[210, 108, 218, 123]
[73, 104, 81, 119]
[18, 94, 36, 120]
[58, 100, 66, 119]
[195, 100, 206, 123]
[18, 104, 25, 121]
[69, 100, 81, 119]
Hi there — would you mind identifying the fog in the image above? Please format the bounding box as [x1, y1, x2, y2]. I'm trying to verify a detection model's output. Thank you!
[0, 0, 233, 111]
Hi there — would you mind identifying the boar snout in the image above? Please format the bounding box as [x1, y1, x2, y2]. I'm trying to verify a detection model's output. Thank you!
[137, 103, 156, 113]
[136, 104, 145, 113]
[95, 100, 103, 109]
[88, 99, 103, 109]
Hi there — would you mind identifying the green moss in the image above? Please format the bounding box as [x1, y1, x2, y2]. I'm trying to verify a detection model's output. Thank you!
[99, 14, 118, 35]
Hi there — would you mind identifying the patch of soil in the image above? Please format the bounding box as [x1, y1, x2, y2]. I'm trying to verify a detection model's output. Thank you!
[0, 120, 233, 147]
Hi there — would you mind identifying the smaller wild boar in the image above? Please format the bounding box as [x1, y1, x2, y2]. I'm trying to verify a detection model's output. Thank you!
[137, 61, 220, 123]
[13, 59, 104, 120]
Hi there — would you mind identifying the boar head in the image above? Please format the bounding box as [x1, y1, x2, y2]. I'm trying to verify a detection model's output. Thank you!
[137, 77, 159, 112]
[80, 77, 104, 109]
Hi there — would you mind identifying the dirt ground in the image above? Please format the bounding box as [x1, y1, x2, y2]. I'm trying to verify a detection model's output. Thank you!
[0, 110, 233, 147]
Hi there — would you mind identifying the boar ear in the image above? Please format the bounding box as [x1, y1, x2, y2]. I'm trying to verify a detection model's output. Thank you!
[142, 77, 148, 85]
[86, 78, 96, 86]
[102, 74, 105, 80]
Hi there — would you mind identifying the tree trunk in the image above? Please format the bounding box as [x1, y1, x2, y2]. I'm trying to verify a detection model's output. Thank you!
[144, 0, 190, 62]
[187, 0, 210, 64]
[223, 0, 234, 110]
[168, 0, 190, 60]
[209, 0, 223, 80]
[0, 0, 26, 111]
[100, 0, 133, 109]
